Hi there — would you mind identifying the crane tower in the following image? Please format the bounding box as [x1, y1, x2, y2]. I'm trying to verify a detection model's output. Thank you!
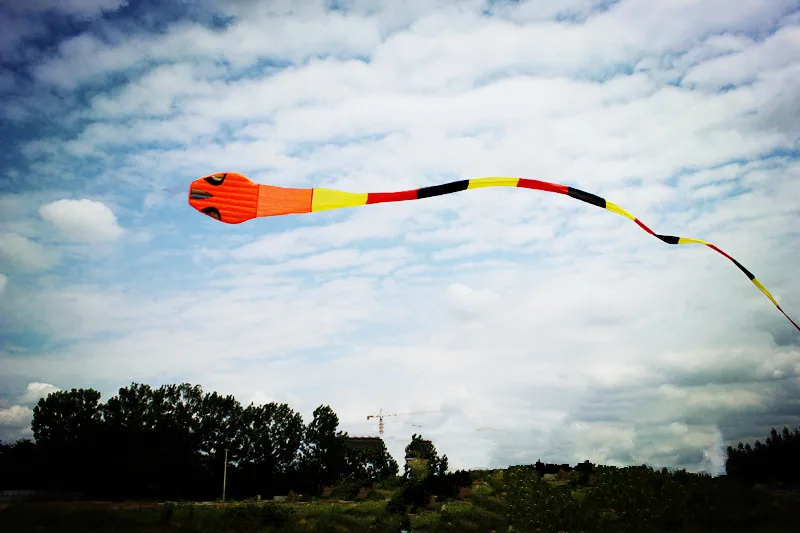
[366, 407, 445, 435]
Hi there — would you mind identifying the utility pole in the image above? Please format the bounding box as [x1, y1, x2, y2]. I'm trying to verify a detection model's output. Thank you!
[222, 448, 228, 501]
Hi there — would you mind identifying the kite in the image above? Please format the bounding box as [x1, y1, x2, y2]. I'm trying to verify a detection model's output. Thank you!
[187, 171, 800, 332]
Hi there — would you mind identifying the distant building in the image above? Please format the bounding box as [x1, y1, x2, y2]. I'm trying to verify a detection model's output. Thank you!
[345, 436, 385, 453]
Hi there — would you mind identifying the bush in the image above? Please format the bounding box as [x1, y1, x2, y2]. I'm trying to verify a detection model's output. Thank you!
[223, 503, 295, 529]
[364, 489, 383, 501]
[427, 470, 472, 500]
[506, 465, 582, 533]
[385, 489, 407, 515]
[328, 478, 362, 501]
[487, 469, 506, 494]
[504, 462, 800, 533]
[374, 476, 403, 490]
[401, 482, 429, 511]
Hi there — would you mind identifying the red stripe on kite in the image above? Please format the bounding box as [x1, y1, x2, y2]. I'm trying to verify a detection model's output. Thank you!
[706, 243, 736, 262]
[786, 313, 800, 332]
[634, 218, 655, 235]
[517, 178, 569, 195]
[366, 190, 419, 204]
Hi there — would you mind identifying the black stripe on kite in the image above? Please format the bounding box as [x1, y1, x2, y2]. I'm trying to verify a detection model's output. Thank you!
[656, 235, 681, 245]
[417, 180, 470, 199]
[731, 258, 756, 280]
[567, 187, 606, 208]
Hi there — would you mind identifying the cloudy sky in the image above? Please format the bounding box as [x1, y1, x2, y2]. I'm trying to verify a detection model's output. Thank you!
[1, 0, 799, 475]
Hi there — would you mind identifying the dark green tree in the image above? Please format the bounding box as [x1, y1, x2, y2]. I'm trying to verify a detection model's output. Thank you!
[101, 383, 207, 500]
[726, 425, 800, 487]
[403, 433, 448, 479]
[194, 390, 245, 498]
[101, 383, 157, 499]
[238, 401, 305, 496]
[343, 437, 399, 485]
[14, 382, 389, 502]
[31, 388, 102, 447]
[102, 383, 154, 430]
[299, 405, 348, 493]
[30, 388, 103, 493]
[198, 390, 243, 460]
[0, 439, 44, 490]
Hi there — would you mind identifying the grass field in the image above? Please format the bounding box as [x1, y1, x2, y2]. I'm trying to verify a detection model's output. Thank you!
[2, 469, 799, 532]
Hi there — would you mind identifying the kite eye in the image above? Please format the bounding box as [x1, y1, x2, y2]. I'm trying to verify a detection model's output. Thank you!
[190, 188, 213, 200]
[204, 173, 227, 186]
[201, 206, 221, 221]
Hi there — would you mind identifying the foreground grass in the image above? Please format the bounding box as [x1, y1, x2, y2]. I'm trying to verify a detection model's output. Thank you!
[2, 470, 799, 532]
[0, 500, 424, 533]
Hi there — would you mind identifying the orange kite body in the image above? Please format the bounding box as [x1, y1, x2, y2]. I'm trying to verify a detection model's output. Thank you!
[188, 172, 313, 224]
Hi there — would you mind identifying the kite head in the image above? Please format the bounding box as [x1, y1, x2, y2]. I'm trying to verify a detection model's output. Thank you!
[188, 172, 259, 224]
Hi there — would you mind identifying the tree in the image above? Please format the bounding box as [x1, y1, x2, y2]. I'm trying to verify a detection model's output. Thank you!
[30, 388, 103, 492]
[0, 439, 44, 490]
[190, 390, 245, 498]
[343, 437, 399, 485]
[198, 390, 243, 461]
[299, 405, 348, 493]
[403, 433, 448, 479]
[31, 388, 102, 448]
[101, 382, 207, 500]
[101, 383, 157, 499]
[13, 381, 395, 501]
[726, 425, 800, 487]
[238, 402, 305, 496]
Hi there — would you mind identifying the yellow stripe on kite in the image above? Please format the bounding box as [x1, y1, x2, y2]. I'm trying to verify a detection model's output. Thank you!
[752, 278, 780, 308]
[677, 237, 710, 245]
[467, 177, 521, 189]
[605, 201, 636, 220]
[311, 188, 369, 212]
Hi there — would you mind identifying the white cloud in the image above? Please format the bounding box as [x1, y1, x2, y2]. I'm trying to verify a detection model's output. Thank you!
[701, 427, 728, 476]
[0, 273, 7, 293]
[0, 232, 59, 270]
[32, 7, 382, 90]
[0, 405, 33, 428]
[4, 0, 800, 473]
[445, 283, 500, 319]
[682, 25, 800, 89]
[87, 63, 210, 118]
[0, 382, 60, 442]
[39, 199, 124, 243]
[19, 382, 61, 404]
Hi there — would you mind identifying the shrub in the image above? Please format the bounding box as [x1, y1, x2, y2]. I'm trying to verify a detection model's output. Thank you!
[506, 465, 582, 532]
[385, 489, 407, 515]
[328, 478, 362, 501]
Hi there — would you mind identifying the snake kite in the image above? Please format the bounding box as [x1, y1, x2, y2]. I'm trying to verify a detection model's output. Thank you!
[187, 172, 800, 333]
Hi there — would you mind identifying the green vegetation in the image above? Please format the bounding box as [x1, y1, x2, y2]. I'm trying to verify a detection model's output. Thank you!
[503, 464, 798, 532]
[2, 464, 799, 532]
[1, 382, 799, 532]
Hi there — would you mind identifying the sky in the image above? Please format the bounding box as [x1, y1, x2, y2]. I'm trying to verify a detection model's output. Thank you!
[1, 0, 799, 476]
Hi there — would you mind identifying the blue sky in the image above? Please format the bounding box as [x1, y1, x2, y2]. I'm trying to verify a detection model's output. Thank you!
[1, 0, 800, 473]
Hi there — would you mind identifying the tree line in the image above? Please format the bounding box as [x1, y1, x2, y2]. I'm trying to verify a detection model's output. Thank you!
[2, 380, 798, 505]
[726, 426, 800, 487]
[0, 383, 405, 501]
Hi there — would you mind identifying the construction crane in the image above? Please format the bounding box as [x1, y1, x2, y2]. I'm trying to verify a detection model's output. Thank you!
[366, 407, 446, 435]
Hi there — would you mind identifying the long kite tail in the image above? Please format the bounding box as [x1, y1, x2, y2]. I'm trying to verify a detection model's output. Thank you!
[188, 173, 799, 332]
[313, 175, 800, 332]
